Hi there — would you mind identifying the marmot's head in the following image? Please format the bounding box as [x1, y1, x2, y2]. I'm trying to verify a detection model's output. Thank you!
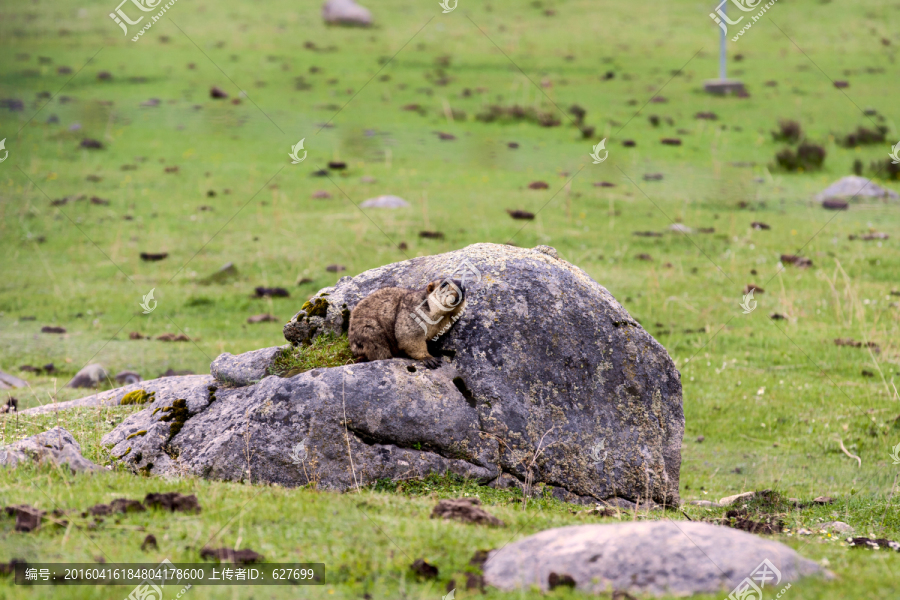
[426, 278, 465, 313]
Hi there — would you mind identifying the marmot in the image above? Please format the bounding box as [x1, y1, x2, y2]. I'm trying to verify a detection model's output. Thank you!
[349, 279, 466, 369]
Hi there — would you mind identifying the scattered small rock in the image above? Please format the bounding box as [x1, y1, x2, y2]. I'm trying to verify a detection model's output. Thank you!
[751, 222, 770, 230]
[770, 313, 787, 320]
[67, 364, 107, 388]
[311, 190, 332, 199]
[661, 138, 682, 146]
[436, 132, 456, 140]
[326, 264, 346, 273]
[80, 138, 102, 149]
[129, 332, 146, 340]
[812, 496, 834, 505]
[528, 181, 549, 190]
[633, 231, 662, 238]
[622, 140, 636, 147]
[833, 81, 849, 89]
[1, 427, 99, 473]
[210, 86, 228, 99]
[42, 326, 67, 334]
[359, 195, 408, 209]
[594, 181, 615, 187]
[328, 161, 347, 170]
[419, 231, 445, 239]
[643, 173, 663, 181]
[819, 521, 853, 533]
[695, 112, 717, 120]
[200, 262, 239, 284]
[322, 0, 373, 27]
[90, 196, 109, 205]
[636, 254, 653, 261]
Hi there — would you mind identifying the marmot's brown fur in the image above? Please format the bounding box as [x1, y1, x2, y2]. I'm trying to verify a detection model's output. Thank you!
[348, 279, 466, 369]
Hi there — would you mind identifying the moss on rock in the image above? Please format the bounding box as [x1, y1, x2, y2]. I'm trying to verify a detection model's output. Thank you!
[121, 389, 156, 405]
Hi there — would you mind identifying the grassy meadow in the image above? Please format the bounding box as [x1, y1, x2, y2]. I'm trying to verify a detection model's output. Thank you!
[1, 0, 900, 597]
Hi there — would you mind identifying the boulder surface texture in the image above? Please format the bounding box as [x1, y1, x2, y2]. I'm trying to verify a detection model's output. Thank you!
[104, 244, 683, 506]
[483, 521, 826, 596]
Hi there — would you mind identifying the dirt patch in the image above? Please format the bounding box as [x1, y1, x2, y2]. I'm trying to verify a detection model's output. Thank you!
[721, 509, 784, 535]
[144, 492, 201, 513]
[410, 558, 438, 579]
[847, 537, 900, 551]
[141, 534, 158, 551]
[430, 498, 505, 527]
[3, 504, 45, 532]
[200, 547, 264, 564]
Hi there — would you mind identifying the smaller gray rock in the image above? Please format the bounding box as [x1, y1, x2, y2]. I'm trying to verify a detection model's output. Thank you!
[1, 427, 99, 473]
[689, 500, 722, 508]
[668, 223, 694, 234]
[816, 176, 899, 202]
[359, 195, 408, 208]
[0, 370, 28, 390]
[322, 0, 372, 26]
[210, 346, 284, 387]
[200, 262, 239, 284]
[67, 364, 108, 388]
[719, 491, 758, 506]
[818, 521, 853, 533]
[115, 371, 142, 385]
[483, 521, 826, 596]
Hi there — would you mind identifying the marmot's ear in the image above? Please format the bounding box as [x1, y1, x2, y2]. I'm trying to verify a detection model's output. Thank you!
[426, 281, 437, 293]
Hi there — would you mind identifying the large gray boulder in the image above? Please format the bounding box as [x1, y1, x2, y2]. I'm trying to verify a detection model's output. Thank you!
[102, 244, 683, 506]
[1, 427, 100, 473]
[483, 521, 827, 596]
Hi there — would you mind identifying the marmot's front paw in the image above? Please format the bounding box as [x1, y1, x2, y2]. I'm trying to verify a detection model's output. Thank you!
[422, 357, 441, 369]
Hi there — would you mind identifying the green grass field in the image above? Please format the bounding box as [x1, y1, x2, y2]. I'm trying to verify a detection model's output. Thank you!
[1, 0, 899, 597]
